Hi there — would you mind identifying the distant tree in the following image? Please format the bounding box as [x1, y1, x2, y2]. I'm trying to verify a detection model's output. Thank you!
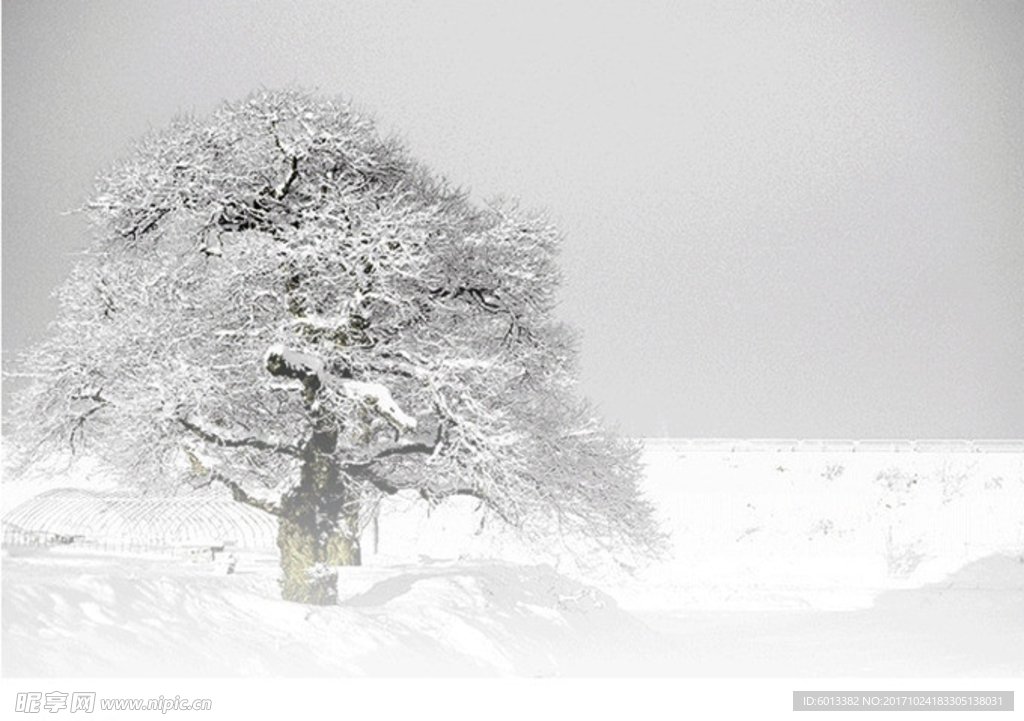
[10, 90, 664, 604]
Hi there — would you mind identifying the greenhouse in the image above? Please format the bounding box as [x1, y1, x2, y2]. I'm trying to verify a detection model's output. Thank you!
[2, 487, 277, 552]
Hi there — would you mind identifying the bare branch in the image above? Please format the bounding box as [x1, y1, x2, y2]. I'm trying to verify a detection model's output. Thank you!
[269, 121, 301, 200]
[181, 446, 282, 515]
[358, 422, 444, 463]
[367, 439, 436, 461]
[213, 471, 281, 516]
[430, 285, 502, 312]
[276, 155, 300, 199]
[345, 464, 401, 495]
[178, 415, 303, 458]
[422, 486, 516, 526]
[68, 403, 105, 455]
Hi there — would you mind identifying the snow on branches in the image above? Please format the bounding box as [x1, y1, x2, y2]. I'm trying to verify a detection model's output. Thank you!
[264, 344, 417, 433]
[9, 89, 665, 564]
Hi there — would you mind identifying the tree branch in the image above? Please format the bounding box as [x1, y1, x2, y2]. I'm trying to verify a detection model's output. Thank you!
[265, 344, 417, 432]
[341, 379, 418, 432]
[276, 155, 300, 199]
[343, 461, 513, 527]
[369, 439, 437, 461]
[178, 415, 303, 458]
[430, 285, 502, 312]
[181, 446, 282, 516]
[345, 464, 401, 495]
[213, 471, 281, 516]
[269, 122, 301, 200]
[65, 389, 110, 454]
[421, 486, 516, 526]
[364, 422, 443, 462]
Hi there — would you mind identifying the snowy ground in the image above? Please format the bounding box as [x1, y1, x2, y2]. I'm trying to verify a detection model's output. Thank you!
[3, 442, 1023, 677]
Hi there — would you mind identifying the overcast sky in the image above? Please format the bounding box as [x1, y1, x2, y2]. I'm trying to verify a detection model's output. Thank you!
[3, 0, 1022, 439]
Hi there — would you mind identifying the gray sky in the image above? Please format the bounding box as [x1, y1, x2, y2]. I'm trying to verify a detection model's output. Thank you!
[3, 0, 1023, 438]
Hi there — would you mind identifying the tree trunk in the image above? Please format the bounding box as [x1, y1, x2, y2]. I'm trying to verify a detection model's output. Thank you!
[277, 429, 361, 605]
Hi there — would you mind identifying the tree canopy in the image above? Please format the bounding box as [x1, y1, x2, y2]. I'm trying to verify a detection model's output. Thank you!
[12, 90, 663, 596]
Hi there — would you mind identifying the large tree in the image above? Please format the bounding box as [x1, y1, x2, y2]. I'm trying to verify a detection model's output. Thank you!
[11, 90, 663, 603]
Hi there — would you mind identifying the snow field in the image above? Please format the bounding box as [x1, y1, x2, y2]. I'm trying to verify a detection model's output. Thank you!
[3, 443, 1022, 676]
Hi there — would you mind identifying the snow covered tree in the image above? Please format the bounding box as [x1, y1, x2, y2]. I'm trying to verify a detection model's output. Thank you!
[10, 90, 663, 604]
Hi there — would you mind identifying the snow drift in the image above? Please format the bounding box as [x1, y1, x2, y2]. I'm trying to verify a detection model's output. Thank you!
[2, 550, 653, 677]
